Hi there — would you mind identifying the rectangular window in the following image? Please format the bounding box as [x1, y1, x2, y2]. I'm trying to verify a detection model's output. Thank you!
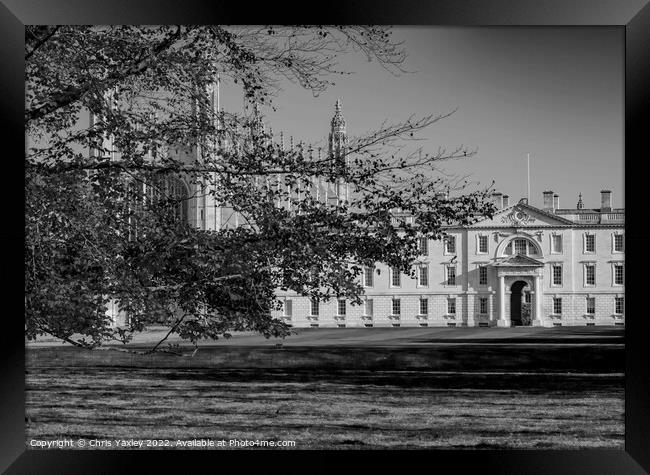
[364, 266, 374, 287]
[479, 297, 488, 315]
[479, 266, 488, 286]
[337, 299, 346, 316]
[615, 296, 624, 314]
[514, 239, 527, 255]
[364, 299, 374, 316]
[418, 265, 429, 287]
[585, 264, 595, 286]
[553, 297, 562, 315]
[392, 298, 401, 316]
[310, 298, 319, 316]
[446, 266, 456, 286]
[586, 297, 595, 315]
[444, 235, 456, 254]
[524, 292, 532, 304]
[614, 264, 624, 285]
[284, 300, 292, 317]
[419, 237, 429, 256]
[391, 267, 401, 287]
[614, 234, 624, 252]
[447, 298, 456, 315]
[552, 265, 562, 286]
[478, 235, 488, 254]
[419, 298, 428, 315]
[585, 234, 595, 253]
[552, 235, 562, 253]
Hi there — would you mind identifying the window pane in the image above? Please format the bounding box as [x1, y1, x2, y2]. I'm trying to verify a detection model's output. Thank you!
[480, 297, 488, 314]
[553, 297, 562, 314]
[586, 297, 595, 314]
[419, 237, 428, 256]
[479, 235, 488, 253]
[615, 297, 624, 314]
[447, 266, 456, 285]
[514, 239, 527, 255]
[445, 236, 456, 253]
[365, 299, 374, 316]
[285, 300, 292, 316]
[392, 298, 401, 315]
[419, 266, 429, 286]
[585, 234, 595, 252]
[614, 264, 624, 285]
[552, 265, 562, 286]
[364, 267, 374, 287]
[338, 299, 346, 315]
[479, 266, 488, 285]
[586, 265, 595, 285]
[419, 298, 428, 315]
[552, 235, 562, 253]
[311, 299, 319, 316]
[391, 267, 401, 287]
[448, 298, 456, 314]
[614, 234, 624, 252]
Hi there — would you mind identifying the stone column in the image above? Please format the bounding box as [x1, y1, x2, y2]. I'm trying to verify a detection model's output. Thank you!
[533, 274, 543, 326]
[497, 274, 509, 327]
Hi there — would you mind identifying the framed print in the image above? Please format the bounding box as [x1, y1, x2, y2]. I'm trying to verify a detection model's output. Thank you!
[2, 0, 649, 473]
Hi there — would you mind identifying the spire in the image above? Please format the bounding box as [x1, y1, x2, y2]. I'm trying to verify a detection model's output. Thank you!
[329, 98, 348, 166]
[577, 192, 584, 209]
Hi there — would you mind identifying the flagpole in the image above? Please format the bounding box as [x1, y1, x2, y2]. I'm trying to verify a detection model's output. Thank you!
[527, 153, 530, 203]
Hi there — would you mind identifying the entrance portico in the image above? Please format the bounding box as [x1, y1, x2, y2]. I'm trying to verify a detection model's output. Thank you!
[492, 255, 545, 327]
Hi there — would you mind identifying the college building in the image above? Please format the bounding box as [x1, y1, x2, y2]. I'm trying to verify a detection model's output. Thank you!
[100, 90, 624, 328]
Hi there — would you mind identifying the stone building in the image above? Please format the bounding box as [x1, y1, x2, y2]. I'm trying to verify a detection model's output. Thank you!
[103, 90, 624, 328]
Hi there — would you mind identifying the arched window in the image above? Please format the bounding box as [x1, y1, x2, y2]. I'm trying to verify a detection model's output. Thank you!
[145, 175, 190, 224]
[502, 237, 540, 257]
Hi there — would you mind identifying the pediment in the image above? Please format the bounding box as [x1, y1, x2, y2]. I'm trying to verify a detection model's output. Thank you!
[469, 203, 573, 227]
[493, 254, 545, 267]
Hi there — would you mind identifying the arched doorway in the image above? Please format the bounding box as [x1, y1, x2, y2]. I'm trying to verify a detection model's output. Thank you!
[510, 280, 530, 326]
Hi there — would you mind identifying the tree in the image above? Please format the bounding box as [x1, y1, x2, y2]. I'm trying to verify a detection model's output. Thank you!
[25, 25, 496, 353]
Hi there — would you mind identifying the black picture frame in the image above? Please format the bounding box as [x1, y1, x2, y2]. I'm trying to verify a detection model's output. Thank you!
[2, 1, 648, 473]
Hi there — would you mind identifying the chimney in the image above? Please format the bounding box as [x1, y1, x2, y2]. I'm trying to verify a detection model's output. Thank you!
[601, 190, 612, 212]
[491, 192, 503, 209]
[543, 190, 554, 211]
[502, 195, 510, 208]
[553, 194, 559, 211]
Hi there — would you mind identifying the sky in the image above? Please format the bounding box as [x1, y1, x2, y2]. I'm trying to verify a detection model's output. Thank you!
[218, 27, 624, 210]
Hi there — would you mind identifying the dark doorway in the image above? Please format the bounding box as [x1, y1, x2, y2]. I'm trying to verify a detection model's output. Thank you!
[510, 280, 529, 326]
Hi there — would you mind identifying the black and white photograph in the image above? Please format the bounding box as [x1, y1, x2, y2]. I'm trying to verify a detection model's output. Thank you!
[6, 3, 647, 467]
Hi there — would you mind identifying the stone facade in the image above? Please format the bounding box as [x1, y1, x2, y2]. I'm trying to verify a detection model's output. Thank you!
[104, 91, 624, 328]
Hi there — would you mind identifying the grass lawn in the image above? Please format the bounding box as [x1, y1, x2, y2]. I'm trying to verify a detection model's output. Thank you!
[25, 367, 623, 449]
